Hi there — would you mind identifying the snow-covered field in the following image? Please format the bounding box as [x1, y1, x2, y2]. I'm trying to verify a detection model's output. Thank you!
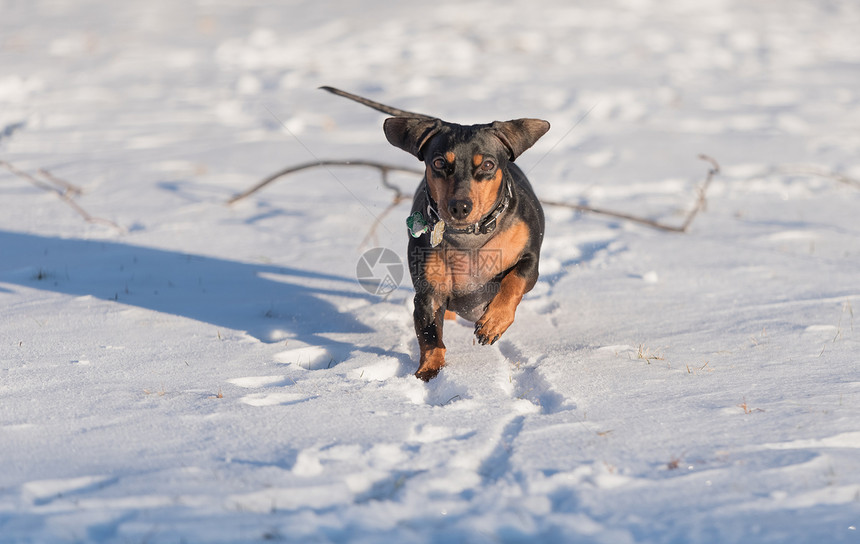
[2, 0, 859, 542]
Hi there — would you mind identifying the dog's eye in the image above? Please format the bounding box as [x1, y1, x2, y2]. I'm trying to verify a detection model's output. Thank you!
[480, 160, 496, 172]
[432, 157, 446, 170]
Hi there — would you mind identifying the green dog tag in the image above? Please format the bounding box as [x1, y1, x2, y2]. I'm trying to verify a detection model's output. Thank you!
[407, 211, 429, 238]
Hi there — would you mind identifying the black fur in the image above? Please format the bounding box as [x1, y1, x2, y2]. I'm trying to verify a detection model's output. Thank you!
[322, 87, 549, 380]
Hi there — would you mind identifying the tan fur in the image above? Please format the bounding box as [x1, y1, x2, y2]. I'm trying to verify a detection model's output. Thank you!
[415, 347, 446, 380]
[465, 168, 503, 224]
[425, 165, 446, 208]
[421, 219, 530, 294]
[475, 271, 528, 341]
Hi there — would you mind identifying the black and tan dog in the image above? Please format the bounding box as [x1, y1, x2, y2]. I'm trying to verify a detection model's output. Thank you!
[323, 87, 549, 380]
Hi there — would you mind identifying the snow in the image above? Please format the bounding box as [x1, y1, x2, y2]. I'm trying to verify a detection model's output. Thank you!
[1, 0, 859, 542]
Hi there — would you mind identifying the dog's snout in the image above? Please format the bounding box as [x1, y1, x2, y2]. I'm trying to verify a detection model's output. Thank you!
[448, 199, 473, 220]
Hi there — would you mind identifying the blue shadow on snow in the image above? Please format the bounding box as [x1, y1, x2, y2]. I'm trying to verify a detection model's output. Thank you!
[0, 231, 401, 363]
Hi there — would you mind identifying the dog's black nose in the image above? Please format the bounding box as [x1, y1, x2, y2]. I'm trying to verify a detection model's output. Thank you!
[448, 199, 473, 220]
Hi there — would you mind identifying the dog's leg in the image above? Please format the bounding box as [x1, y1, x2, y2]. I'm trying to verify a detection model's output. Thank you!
[413, 292, 447, 381]
[474, 258, 538, 346]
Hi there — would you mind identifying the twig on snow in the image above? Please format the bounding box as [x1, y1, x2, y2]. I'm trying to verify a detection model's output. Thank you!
[0, 160, 122, 231]
[229, 155, 720, 241]
[777, 164, 860, 190]
[543, 154, 718, 233]
[227, 160, 419, 204]
[683, 154, 720, 231]
[37, 168, 84, 197]
[358, 193, 411, 249]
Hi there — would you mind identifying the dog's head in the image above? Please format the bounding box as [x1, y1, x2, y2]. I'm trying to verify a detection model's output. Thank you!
[384, 117, 549, 227]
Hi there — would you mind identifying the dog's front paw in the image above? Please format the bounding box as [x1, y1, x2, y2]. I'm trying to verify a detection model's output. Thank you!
[415, 347, 446, 381]
[474, 308, 515, 346]
[415, 366, 441, 381]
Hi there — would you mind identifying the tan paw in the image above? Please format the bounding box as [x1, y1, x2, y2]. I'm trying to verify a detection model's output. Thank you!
[415, 347, 446, 381]
[474, 307, 515, 346]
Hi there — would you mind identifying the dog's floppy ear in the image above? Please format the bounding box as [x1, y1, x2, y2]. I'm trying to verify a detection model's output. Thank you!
[491, 119, 551, 160]
[383, 117, 442, 161]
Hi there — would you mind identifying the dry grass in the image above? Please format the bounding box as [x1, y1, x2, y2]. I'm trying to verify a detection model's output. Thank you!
[738, 396, 764, 415]
[686, 361, 712, 374]
[144, 384, 167, 397]
[635, 344, 665, 363]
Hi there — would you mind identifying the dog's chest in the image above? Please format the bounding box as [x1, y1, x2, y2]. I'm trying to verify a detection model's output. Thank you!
[422, 219, 529, 294]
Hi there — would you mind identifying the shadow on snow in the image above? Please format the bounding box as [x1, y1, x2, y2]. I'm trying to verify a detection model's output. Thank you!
[0, 231, 404, 363]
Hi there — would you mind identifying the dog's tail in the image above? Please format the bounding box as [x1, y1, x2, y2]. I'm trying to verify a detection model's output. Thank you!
[320, 86, 435, 120]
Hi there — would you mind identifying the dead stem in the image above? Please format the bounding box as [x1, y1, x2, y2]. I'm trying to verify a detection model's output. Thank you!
[230, 154, 722, 241]
[1, 160, 123, 232]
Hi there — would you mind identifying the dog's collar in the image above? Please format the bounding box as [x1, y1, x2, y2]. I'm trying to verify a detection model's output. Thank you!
[424, 178, 513, 236]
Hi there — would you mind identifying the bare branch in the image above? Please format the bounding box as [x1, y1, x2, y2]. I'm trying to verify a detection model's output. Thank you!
[680, 154, 720, 232]
[539, 199, 688, 232]
[1, 160, 57, 193]
[358, 194, 410, 249]
[777, 164, 860, 189]
[546, 155, 719, 232]
[37, 168, 84, 197]
[227, 160, 421, 204]
[0, 160, 123, 232]
[232, 155, 720, 236]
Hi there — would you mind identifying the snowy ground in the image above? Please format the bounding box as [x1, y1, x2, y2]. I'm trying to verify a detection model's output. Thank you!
[2, 0, 859, 542]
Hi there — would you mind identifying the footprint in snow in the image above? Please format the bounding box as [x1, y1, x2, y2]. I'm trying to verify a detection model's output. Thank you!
[227, 375, 289, 388]
[239, 392, 308, 407]
[227, 375, 311, 407]
[274, 345, 336, 370]
[348, 356, 402, 381]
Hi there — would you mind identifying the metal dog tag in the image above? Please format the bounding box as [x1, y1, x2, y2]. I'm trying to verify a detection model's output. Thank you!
[430, 220, 445, 247]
